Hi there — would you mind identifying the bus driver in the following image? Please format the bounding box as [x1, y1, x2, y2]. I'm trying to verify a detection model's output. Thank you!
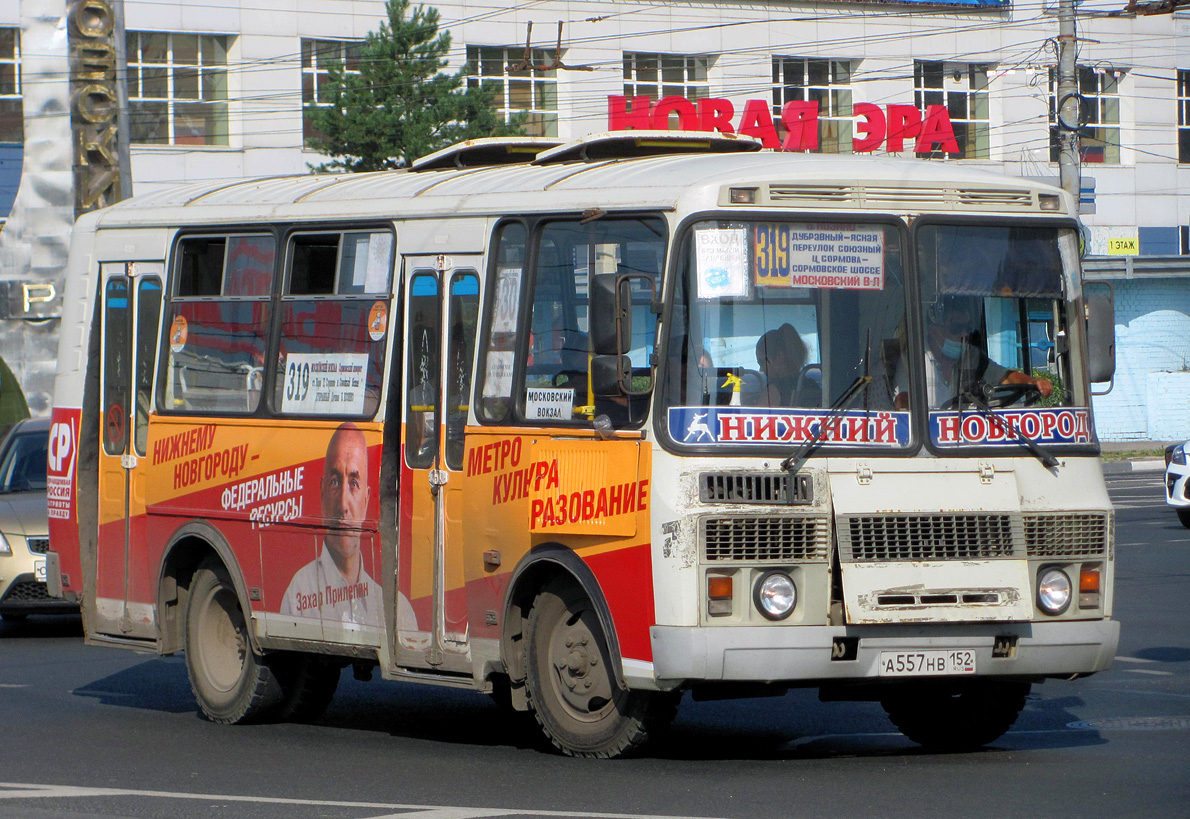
[894, 297, 1053, 410]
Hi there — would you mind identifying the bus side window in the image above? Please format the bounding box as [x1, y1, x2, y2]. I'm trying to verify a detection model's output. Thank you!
[478, 223, 526, 423]
[276, 230, 393, 418]
[164, 235, 274, 414]
[445, 273, 479, 471]
[405, 273, 440, 468]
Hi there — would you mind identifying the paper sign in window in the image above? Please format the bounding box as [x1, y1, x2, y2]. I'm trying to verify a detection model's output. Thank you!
[281, 352, 369, 415]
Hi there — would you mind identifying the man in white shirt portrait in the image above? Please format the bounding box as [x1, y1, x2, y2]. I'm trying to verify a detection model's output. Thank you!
[282, 422, 381, 627]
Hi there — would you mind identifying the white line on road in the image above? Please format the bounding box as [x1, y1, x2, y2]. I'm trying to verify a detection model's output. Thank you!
[0, 782, 731, 819]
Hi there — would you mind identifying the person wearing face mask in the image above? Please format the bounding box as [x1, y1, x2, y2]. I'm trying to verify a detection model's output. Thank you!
[893, 298, 1053, 410]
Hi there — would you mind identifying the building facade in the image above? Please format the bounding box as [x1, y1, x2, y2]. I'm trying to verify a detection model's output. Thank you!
[0, 0, 1187, 437]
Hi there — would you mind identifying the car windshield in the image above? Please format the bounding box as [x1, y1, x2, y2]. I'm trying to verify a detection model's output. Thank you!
[0, 429, 48, 493]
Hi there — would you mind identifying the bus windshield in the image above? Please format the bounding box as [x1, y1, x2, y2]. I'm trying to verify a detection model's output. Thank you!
[662, 219, 911, 450]
[914, 222, 1091, 451]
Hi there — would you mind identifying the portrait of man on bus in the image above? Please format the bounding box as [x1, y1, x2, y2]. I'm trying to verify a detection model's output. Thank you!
[281, 422, 383, 626]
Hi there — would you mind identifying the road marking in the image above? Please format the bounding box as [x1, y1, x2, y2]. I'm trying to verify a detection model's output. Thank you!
[1114, 656, 1157, 663]
[1127, 669, 1174, 676]
[0, 782, 731, 819]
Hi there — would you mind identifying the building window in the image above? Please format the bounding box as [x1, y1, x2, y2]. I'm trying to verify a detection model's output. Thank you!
[1179, 69, 1190, 164]
[126, 32, 230, 146]
[914, 61, 989, 159]
[466, 45, 558, 138]
[302, 39, 360, 146]
[1049, 66, 1123, 165]
[623, 53, 711, 102]
[771, 57, 852, 153]
[0, 28, 21, 144]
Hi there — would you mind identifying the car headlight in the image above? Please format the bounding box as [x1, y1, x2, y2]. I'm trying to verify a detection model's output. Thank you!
[1173, 445, 1188, 466]
[1037, 567, 1072, 615]
[0, 532, 10, 556]
[754, 570, 797, 620]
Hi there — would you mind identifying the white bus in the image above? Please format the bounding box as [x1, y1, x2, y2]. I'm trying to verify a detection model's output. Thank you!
[47, 132, 1118, 757]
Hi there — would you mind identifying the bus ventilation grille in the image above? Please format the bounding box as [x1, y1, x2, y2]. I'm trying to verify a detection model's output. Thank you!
[699, 472, 812, 505]
[766, 185, 1035, 211]
[1021, 512, 1110, 558]
[840, 514, 1019, 562]
[701, 515, 829, 562]
[26, 538, 49, 555]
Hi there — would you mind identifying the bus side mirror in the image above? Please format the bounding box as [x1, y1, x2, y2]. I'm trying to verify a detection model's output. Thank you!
[1085, 282, 1115, 384]
[590, 273, 631, 355]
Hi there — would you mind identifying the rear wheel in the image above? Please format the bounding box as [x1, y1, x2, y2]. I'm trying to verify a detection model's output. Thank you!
[881, 681, 1030, 752]
[525, 580, 676, 758]
[184, 561, 284, 724]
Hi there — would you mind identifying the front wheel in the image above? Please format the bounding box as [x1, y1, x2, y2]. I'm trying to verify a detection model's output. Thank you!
[881, 681, 1030, 752]
[184, 561, 284, 724]
[525, 580, 676, 758]
[1177, 509, 1190, 529]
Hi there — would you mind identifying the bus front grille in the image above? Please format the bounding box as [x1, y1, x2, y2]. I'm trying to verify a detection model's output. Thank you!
[1022, 512, 1111, 557]
[699, 472, 812, 505]
[701, 516, 830, 562]
[839, 514, 1020, 562]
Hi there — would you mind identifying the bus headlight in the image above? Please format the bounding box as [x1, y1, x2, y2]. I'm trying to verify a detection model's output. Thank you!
[754, 571, 796, 620]
[1037, 568, 1072, 615]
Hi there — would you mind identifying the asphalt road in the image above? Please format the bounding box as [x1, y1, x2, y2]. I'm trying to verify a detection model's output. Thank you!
[1, 469, 1187, 819]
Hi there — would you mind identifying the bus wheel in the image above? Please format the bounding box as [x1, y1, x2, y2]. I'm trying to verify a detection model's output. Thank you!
[275, 654, 341, 722]
[184, 561, 283, 724]
[881, 681, 1030, 752]
[525, 580, 674, 758]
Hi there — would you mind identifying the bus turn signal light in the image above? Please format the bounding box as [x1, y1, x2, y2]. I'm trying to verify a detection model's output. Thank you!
[1079, 564, 1101, 609]
[707, 574, 733, 617]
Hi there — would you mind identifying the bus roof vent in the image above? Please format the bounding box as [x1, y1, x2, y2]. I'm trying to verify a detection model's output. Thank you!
[410, 136, 565, 171]
[768, 184, 1037, 211]
[699, 472, 812, 505]
[532, 130, 763, 164]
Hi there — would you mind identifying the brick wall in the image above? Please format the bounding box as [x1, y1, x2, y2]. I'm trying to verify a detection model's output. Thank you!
[1090, 278, 1190, 441]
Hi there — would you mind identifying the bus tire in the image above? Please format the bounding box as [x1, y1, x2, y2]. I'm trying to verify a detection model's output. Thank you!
[184, 562, 283, 724]
[275, 654, 341, 722]
[881, 680, 1030, 752]
[525, 580, 674, 758]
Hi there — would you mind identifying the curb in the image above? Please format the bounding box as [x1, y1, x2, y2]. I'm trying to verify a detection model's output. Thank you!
[1102, 459, 1166, 474]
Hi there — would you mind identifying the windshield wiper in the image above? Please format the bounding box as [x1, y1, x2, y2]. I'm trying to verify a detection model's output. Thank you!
[957, 387, 1060, 469]
[781, 374, 872, 475]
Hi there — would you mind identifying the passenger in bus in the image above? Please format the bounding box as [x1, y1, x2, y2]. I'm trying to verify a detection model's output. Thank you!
[753, 323, 820, 407]
[281, 423, 384, 626]
[893, 297, 1053, 409]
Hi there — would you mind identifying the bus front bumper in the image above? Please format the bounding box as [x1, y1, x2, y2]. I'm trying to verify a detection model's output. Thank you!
[650, 619, 1120, 684]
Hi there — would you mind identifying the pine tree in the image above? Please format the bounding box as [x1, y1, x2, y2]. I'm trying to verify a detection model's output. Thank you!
[306, 0, 519, 172]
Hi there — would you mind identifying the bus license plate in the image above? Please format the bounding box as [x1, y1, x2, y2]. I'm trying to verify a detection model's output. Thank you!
[34, 559, 46, 582]
[878, 650, 976, 677]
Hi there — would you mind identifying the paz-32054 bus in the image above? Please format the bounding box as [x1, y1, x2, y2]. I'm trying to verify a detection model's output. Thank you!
[47, 132, 1118, 757]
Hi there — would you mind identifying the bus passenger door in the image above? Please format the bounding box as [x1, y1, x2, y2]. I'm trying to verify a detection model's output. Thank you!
[398, 258, 480, 670]
[95, 263, 164, 639]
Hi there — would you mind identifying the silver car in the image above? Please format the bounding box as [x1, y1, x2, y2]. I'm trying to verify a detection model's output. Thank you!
[0, 418, 75, 620]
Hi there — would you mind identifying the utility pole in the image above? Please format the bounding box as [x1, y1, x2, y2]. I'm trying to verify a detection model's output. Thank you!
[1056, 0, 1081, 200]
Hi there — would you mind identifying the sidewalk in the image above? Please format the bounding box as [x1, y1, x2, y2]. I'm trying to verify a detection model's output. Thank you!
[1099, 440, 1178, 474]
